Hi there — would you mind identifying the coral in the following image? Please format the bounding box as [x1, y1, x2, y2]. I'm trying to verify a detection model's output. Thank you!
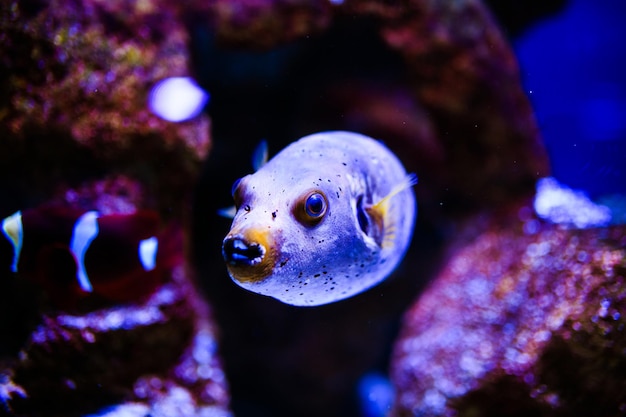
[0, 0, 210, 218]
[390, 202, 626, 416]
[1, 267, 230, 417]
[0, 178, 231, 416]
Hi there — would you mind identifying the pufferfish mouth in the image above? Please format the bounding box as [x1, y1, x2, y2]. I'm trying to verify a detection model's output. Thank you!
[222, 236, 265, 265]
[222, 230, 276, 283]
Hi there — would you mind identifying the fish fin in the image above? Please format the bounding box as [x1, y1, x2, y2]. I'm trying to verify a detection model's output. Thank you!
[367, 173, 417, 247]
[69, 211, 99, 293]
[371, 173, 417, 213]
[217, 205, 237, 219]
[2, 211, 23, 273]
[252, 139, 268, 171]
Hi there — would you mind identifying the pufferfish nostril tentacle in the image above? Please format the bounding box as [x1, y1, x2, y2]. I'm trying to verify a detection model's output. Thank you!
[222, 236, 265, 266]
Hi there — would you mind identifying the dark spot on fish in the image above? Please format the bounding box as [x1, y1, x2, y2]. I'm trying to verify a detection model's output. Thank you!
[336, 192, 340, 198]
[272, 211, 277, 219]
[279, 259, 287, 267]
[342, 162, 347, 166]
[360, 263, 365, 268]
[330, 287, 335, 290]
[314, 273, 321, 278]
[323, 271, 328, 275]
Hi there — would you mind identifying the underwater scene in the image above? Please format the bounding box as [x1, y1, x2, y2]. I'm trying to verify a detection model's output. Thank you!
[1, 0, 625, 416]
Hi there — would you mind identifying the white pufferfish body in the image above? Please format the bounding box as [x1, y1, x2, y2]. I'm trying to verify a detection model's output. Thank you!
[222, 131, 417, 306]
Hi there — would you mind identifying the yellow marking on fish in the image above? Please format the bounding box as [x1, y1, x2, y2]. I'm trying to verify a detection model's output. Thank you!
[223, 227, 276, 283]
[368, 173, 418, 248]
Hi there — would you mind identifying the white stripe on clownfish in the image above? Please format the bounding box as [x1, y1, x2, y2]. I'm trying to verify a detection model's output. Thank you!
[1, 210, 23, 273]
[138, 236, 158, 271]
[69, 211, 100, 292]
[1, 210, 160, 294]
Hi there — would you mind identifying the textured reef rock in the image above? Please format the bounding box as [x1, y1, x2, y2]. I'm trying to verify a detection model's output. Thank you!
[0, 180, 231, 417]
[2, 268, 229, 417]
[0, 0, 210, 218]
[390, 202, 626, 416]
[0, 0, 230, 415]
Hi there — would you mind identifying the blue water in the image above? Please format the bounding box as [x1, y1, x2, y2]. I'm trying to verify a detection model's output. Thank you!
[514, 0, 626, 198]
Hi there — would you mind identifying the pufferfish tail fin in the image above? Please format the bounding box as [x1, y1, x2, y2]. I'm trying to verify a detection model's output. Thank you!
[368, 173, 417, 247]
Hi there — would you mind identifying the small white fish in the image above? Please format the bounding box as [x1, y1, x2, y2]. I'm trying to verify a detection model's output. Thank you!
[222, 131, 417, 306]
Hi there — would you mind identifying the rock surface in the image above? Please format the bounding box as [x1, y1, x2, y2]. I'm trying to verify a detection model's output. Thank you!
[391, 202, 626, 416]
[0, 0, 210, 218]
[1, 1, 229, 415]
[0, 179, 231, 416]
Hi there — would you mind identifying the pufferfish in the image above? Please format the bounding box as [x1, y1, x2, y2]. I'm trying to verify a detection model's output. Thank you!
[222, 131, 417, 306]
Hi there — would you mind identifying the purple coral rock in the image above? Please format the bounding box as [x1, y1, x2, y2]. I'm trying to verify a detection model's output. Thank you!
[390, 204, 626, 416]
[0, 0, 210, 218]
[1, 180, 231, 416]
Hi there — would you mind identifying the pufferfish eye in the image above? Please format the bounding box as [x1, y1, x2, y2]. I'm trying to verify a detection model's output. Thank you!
[295, 191, 328, 226]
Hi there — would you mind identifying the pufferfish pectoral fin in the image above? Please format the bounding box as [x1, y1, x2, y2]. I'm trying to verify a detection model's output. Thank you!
[217, 205, 238, 219]
[366, 173, 418, 247]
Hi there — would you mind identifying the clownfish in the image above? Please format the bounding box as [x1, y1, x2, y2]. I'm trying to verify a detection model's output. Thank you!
[1, 207, 172, 307]
[221, 131, 417, 306]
